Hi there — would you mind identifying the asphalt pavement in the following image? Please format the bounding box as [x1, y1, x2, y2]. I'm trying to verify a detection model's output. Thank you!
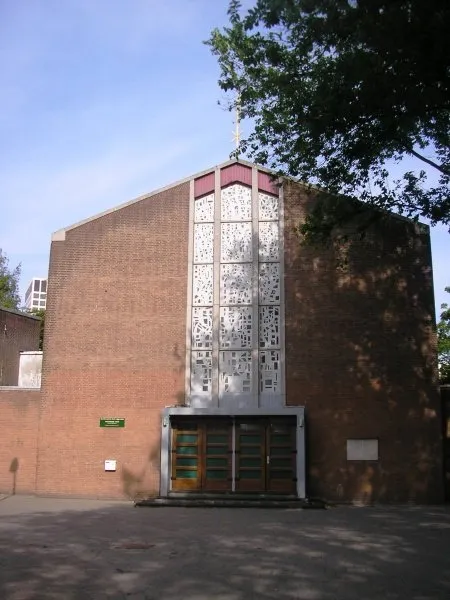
[0, 495, 449, 599]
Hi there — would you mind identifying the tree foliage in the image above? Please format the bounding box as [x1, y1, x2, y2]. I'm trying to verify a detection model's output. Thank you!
[30, 308, 45, 351]
[0, 248, 21, 310]
[438, 287, 450, 384]
[208, 1, 450, 239]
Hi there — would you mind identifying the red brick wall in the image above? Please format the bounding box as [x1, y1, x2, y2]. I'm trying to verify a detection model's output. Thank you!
[284, 181, 443, 503]
[0, 308, 40, 386]
[37, 182, 190, 499]
[0, 389, 40, 494]
[33, 169, 443, 503]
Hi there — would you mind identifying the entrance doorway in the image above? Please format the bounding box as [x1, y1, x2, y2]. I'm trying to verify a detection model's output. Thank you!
[170, 417, 296, 494]
[171, 418, 232, 492]
[235, 418, 296, 494]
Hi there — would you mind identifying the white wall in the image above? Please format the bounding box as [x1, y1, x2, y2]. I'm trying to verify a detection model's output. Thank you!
[18, 351, 43, 388]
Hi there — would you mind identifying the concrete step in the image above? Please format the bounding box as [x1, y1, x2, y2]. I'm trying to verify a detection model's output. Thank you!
[135, 496, 328, 509]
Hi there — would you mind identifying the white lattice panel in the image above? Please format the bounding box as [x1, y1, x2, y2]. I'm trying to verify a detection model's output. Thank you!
[259, 350, 281, 393]
[191, 351, 213, 395]
[192, 264, 213, 305]
[189, 176, 285, 403]
[221, 222, 253, 262]
[194, 223, 214, 263]
[219, 351, 252, 394]
[192, 307, 213, 349]
[259, 221, 280, 261]
[258, 192, 279, 221]
[194, 193, 214, 222]
[221, 184, 252, 221]
[220, 263, 253, 305]
[220, 306, 252, 349]
[259, 263, 281, 304]
[259, 306, 280, 348]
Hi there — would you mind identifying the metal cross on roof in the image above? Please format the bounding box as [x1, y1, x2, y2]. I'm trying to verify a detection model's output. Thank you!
[232, 94, 241, 152]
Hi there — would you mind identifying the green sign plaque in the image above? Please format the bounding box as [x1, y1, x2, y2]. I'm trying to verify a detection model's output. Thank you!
[100, 418, 125, 428]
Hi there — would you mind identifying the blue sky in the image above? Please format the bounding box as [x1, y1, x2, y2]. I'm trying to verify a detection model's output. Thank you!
[0, 0, 448, 317]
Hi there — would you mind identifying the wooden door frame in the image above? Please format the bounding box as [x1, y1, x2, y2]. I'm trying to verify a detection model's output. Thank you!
[171, 419, 201, 491]
[235, 418, 267, 492]
[232, 416, 297, 493]
[201, 418, 233, 492]
[265, 418, 297, 494]
[171, 417, 233, 492]
[161, 407, 306, 499]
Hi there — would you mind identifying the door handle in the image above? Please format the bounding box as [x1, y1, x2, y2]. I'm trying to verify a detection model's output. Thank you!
[267, 456, 270, 465]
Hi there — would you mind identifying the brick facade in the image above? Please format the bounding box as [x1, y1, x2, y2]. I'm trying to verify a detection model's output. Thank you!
[0, 389, 40, 494]
[1, 160, 444, 502]
[0, 307, 40, 386]
[284, 180, 443, 502]
[36, 182, 190, 498]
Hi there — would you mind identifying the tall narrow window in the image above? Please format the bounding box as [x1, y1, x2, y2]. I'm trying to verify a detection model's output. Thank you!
[187, 170, 284, 407]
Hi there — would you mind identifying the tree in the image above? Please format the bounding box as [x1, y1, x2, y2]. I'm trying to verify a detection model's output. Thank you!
[438, 287, 450, 384]
[0, 248, 21, 309]
[30, 308, 45, 351]
[208, 1, 450, 240]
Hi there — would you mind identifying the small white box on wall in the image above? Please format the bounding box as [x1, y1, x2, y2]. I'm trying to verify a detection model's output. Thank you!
[104, 460, 117, 471]
[347, 439, 378, 461]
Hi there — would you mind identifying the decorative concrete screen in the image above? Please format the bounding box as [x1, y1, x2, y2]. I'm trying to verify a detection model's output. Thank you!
[191, 193, 215, 402]
[188, 172, 284, 407]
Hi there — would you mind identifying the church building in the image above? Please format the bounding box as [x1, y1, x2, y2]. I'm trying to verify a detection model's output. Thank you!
[1, 159, 444, 503]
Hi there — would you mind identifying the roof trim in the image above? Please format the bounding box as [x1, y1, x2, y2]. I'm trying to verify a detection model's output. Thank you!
[50, 156, 427, 241]
[51, 158, 278, 241]
[0, 306, 41, 320]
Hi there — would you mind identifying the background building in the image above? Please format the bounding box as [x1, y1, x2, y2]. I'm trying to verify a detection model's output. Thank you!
[0, 307, 40, 386]
[24, 277, 47, 310]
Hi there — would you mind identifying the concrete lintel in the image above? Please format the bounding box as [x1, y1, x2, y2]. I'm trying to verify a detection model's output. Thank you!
[0, 386, 41, 392]
[162, 406, 304, 418]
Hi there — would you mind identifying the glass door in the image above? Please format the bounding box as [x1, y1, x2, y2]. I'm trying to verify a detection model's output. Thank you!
[235, 421, 266, 492]
[171, 419, 232, 492]
[171, 417, 296, 494]
[203, 421, 232, 491]
[171, 420, 201, 491]
[236, 417, 296, 493]
[266, 419, 296, 493]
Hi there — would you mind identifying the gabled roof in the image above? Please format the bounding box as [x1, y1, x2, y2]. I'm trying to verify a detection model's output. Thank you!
[51, 156, 427, 242]
[51, 158, 276, 242]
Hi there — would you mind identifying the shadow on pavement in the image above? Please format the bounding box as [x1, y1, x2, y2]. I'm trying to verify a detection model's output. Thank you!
[0, 497, 449, 599]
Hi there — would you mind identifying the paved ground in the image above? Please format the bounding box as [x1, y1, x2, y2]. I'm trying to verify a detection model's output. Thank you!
[0, 496, 449, 600]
